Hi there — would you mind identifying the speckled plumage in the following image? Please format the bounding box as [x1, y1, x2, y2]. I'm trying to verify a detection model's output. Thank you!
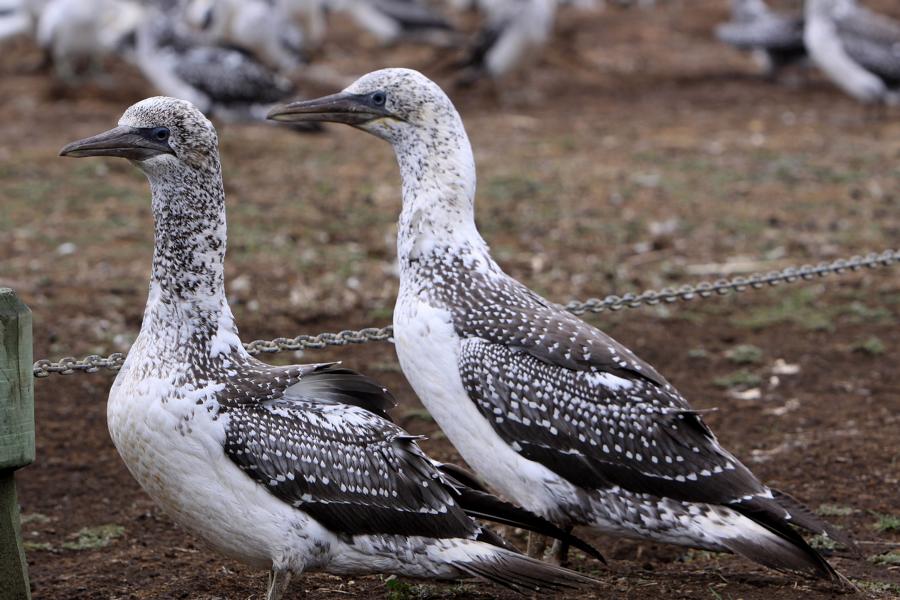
[315, 68, 847, 580]
[83, 96, 596, 597]
[134, 13, 299, 123]
[805, 0, 900, 104]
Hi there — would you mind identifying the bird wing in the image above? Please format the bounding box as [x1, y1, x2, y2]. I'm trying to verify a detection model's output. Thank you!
[458, 336, 768, 505]
[441, 268, 768, 505]
[841, 31, 900, 82]
[222, 363, 479, 539]
[173, 45, 294, 105]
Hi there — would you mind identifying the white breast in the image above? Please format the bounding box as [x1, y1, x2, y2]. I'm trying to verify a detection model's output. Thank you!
[106, 357, 327, 572]
[392, 292, 577, 521]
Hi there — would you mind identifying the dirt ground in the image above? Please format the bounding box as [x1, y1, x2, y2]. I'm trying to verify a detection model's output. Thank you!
[1, 1, 899, 598]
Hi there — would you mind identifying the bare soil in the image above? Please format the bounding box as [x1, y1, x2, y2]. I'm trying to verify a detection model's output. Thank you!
[1, 1, 898, 598]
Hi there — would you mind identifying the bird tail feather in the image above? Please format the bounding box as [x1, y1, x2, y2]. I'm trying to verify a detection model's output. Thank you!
[449, 545, 598, 593]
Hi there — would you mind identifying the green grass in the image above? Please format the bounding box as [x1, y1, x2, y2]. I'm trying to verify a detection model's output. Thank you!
[724, 344, 763, 365]
[873, 513, 900, 533]
[713, 370, 761, 390]
[61, 524, 125, 551]
[852, 336, 886, 356]
[869, 551, 900, 566]
[816, 503, 858, 517]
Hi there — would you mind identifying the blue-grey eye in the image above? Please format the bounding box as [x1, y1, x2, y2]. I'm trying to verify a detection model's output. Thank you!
[371, 92, 386, 107]
[151, 127, 170, 141]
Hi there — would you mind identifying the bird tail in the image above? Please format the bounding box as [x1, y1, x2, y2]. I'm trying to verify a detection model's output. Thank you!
[723, 494, 843, 582]
[434, 462, 604, 563]
[442, 543, 598, 593]
[770, 488, 858, 553]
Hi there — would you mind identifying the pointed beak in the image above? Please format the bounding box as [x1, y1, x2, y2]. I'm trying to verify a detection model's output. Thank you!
[266, 93, 391, 126]
[59, 126, 174, 160]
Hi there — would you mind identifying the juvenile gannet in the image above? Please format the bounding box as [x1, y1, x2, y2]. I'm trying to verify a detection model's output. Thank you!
[805, 0, 900, 104]
[58, 96, 599, 599]
[457, 0, 557, 83]
[268, 68, 851, 579]
[715, 0, 806, 77]
[134, 13, 313, 128]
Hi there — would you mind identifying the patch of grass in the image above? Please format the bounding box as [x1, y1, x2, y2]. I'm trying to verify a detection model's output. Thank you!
[713, 370, 761, 390]
[873, 513, 900, 533]
[385, 578, 416, 600]
[687, 348, 708, 359]
[23, 542, 53, 552]
[20, 513, 51, 525]
[724, 344, 763, 365]
[853, 580, 900, 596]
[809, 534, 837, 551]
[61, 524, 125, 551]
[869, 551, 900, 566]
[817, 503, 858, 517]
[733, 288, 833, 331]
[852, 336, 886, 356]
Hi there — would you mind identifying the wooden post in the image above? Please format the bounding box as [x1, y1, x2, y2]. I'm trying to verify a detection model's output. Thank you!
[0, 288, 34, 600]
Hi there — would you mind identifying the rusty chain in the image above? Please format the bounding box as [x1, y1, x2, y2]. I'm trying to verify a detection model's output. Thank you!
[32, 249, 899, 377]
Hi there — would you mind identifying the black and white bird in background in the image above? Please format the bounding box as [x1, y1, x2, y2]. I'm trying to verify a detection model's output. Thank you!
[58, 95, 601, 600]
[133, 9, 321, 130]
[715, 0, 807, 78]
[268, 68, 855, 581]
[332, 0, 456, 46]
[804, 0, 900, 104]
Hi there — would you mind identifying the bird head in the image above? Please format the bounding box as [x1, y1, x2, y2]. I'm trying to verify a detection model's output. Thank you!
[267, 68, 461, 145]
[59, 96, 219, 175]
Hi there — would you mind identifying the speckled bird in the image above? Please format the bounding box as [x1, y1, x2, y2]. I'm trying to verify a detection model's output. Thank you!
[805, 0, 900, 105]
[58, 96, 601, 599]
[268, 68, 852, 581]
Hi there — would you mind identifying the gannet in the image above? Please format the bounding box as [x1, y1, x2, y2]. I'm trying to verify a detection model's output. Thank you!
[456, 0, 557, 83]
[268, 68, 852, 579]
[58, 96, 600, 599]
[35, 0, 143, 81]
[805, 0, 900, 105]
[715, 0, 806, 77]
[182, 0, 306, 75]
[133, 12, 313, 129]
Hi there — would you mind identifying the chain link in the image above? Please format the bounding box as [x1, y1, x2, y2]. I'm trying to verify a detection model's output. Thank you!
[32, 249, 899, 378]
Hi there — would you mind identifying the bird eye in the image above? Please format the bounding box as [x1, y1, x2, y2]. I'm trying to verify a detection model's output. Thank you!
[371, 92, 387, 107]
[151, 127, 170, 142]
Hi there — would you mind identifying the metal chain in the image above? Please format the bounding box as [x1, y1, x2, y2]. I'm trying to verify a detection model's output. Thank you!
[32, 249, 899, 378]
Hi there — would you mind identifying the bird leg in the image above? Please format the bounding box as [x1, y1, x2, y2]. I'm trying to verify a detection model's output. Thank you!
[266, 569, 293, 600]
[526, 532, 548, 559]
[546, 526, 573, 567]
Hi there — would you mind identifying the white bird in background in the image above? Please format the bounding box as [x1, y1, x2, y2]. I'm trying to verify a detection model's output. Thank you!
[805, 0, 900, 105]
[59, 95, 600, 600]
[269, 68, 853, 580]
[716, 0, 806, 77]
[182, 0, 306, 75]
[35, 0, 143, 81]
[457, 0, 557, 83]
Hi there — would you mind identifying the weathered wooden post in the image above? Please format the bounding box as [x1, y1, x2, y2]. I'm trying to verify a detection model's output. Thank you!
[0, 288, 34, 600]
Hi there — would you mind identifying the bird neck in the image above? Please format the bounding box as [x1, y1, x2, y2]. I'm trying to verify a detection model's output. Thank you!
[140, 163, 242, 359]
[393, 123, 490, 275]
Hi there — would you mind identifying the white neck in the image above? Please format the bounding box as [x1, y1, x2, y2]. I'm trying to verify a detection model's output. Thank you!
[391, 116, 490, 275]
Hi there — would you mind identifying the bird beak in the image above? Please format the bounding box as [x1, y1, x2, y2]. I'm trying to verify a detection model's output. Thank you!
[59, 126, 174, 160]
[266, 93, 391, 126]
